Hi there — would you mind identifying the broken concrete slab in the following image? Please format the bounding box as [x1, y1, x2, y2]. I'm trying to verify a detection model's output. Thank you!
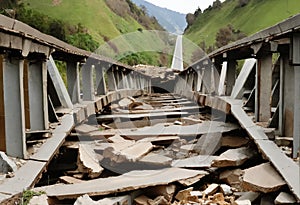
[139, 153, 172, 166]
[242, 162, 286, 193]
[59, 176, 84, 184]
[77, 144, 103, 178]
[212, 147, 256, 167]
[34, 168, 208, 199]
[275, 192, 297, 204]
[103, 142, 153, 163]
[219, 169, 244, 190]
[107, 134, 130, 143]
[204, 183, 219, 196]
[28, 194, 48, 205]
[193, 132, 222, 155]
[178, 170, 208, 186]
[221, 135, 249, 148]
[171, 155, 217, 168]
[0, 152, 17, 174]
[75, 124, 99, 134]
[118, 97, 134, 108]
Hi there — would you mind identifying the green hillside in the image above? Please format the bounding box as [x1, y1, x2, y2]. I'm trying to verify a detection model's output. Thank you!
[185, 0, 300, 49]
[22, 0, 162, 44]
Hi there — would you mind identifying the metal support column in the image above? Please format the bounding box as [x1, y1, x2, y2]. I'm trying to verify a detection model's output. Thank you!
[95, 62, 107, 95]
[226, 60, 236, 96]
[28, 60, 48, 131]
[2, 57, 26, 158]
[82, 62, 95, 101]
[67, 61, 80, 104]
[256, 53, 272, 122]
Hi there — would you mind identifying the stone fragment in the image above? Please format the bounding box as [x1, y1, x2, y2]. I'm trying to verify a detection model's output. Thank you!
[275, 192, 297, 204]
[236, 192, 260, 202]
[28, 194, 48, 205]
[103, 142, 153, 163]
[134, 195, 151, 205]
[175, 187, 199, 203]
[219, 169, 244, 190]
[220, 184, 232, 195]
[212, 147, 255, 167]
[118, 97, 133, 107]
[107, 134, 128, 143]
[242, 162, 286, 193]
[204, 183, 219, 196]
[234, 200, 251, 205]
[221, 135, 249, 148]
[175, 187, 193, 201]
[194, 132, 222, 155]
[0, 152, 17, 173]
[148, 196, 168, 205]
[74, 194, 131, 205]
[146, 184, 176, 202]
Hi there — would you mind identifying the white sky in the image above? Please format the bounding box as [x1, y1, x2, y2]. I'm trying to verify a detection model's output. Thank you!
[144, 0, 223, 14]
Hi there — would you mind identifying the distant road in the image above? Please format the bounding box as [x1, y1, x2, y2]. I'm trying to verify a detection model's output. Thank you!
[171, 35, 184, 71]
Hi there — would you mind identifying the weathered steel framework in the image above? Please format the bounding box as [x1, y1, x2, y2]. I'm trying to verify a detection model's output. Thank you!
[174, 14, 300, 200]
[0, 14, 151, 159]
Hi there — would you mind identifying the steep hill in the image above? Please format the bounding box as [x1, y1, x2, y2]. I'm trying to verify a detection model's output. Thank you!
[131, 0, 187, 34]
[21, 0, 163, 44]
[185, 0, 300, 50]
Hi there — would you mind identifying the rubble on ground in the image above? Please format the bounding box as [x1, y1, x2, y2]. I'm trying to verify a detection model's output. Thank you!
[5, 94, 298, 204]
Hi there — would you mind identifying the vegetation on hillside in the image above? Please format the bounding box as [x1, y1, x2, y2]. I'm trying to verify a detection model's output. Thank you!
[185, 0, 300, 53]
[0, 0, 170, 66]
[1, 1, 99, 51]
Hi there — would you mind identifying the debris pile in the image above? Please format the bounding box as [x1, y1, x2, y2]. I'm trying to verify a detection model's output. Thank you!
[24, 94, 298, 204]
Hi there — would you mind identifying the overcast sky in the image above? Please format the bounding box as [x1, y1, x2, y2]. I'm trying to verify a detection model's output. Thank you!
[144, 0, 224, 14]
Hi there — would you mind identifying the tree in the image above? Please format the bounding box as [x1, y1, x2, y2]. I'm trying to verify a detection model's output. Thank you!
[186, 13, 195, 26]
[238, 0, 249, 7]
[212, 0, 222, 9]
[215, 26, 233, 48]
[215, 24, 247, 48]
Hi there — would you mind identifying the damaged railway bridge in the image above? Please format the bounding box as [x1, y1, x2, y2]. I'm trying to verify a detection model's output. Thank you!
[0, 13, 299, 204]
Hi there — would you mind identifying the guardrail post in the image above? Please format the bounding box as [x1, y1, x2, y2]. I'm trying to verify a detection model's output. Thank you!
[67, 61, 80, 104]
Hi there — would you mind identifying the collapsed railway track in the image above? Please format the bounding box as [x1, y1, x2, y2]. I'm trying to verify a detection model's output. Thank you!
[1, 93, 297, 204]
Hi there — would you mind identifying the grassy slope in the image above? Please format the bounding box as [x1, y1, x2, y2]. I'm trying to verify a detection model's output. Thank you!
[23, 0, 145, 44]
[185, 0, 300, 47]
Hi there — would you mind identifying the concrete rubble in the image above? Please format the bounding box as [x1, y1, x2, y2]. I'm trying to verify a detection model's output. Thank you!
[1, 94, 298, 204]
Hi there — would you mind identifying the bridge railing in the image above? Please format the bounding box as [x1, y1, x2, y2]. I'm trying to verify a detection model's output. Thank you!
[0, 14, 150, 158]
